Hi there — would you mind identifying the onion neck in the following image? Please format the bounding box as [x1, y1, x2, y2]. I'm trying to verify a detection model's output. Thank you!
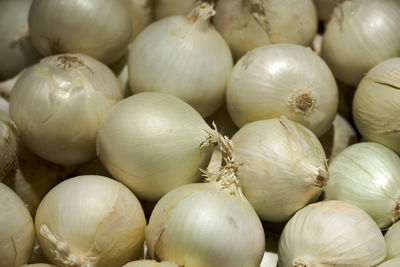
[40, 224, 96, 267]
[186, 2, 215, 31]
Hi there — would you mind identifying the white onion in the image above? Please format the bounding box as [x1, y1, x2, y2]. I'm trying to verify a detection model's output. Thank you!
[153, 0, 197, 20]
[226, 43, 338, 137]
[378, 257, 400, 267]
[325, 142, 400, 229]
[145, 144, 265, 267]
[232, 117, 328, 222]
[9, 54, 123, 166]
[321, 0, 400, 86]
[4, 144, 67, 216]
[36, 175, 146, 267]
[214, 0, 318, 60]
[123, 260, 178, 267]
[97, 92, 217, 201]
[128, 2, 233, 117]
[28, 0, 132, 65]
[385, 221, 400, 259]
[278, 200, 386, 266]
[353, 58, 400, 155]
[319, 114, 358, 162]
[0, 182, 35, 267]
[0, 110, 18, 181]
[124, 0, 153, 42]
[0, 0, 41, 80]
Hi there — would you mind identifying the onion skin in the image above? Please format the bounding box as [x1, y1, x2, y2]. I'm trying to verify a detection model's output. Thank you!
[353, 58, 400, 155]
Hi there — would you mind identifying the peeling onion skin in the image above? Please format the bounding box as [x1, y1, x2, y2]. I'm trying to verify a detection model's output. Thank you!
[232, 117, 328, 222]
[35, 175, 146, 267]
[226, 43, 338, 137]
[9, 54, 123, 166]
[145, 183, 265, 267]
[0, 110, 18, 182]
[321, 0, 400, 86]
[29, 0, 132, 65]
[214, 0, 318, 61]
[0, 0, 41, 80]
[278, 201, 386, 267]
[353, 58, 400, 155]
[325, 142, 400, 229]
[0, 183, 35, 267]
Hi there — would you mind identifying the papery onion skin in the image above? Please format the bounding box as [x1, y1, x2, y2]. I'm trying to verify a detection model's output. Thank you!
[385, 221, 400, 259]
[29, 0, 132, 65]
[129, 2, 233, 117]
[97, 92, 213, 201]
[232, 117, 328, 222]
[353, 58, 400, 155]
[319, 114, 358, 162]
[0, 110, 18, 181]
[145, 182, 265, 267]
[9, 54, 123, 166]
[278, 200, 386, 267]
[226, 43, 338, 137]
[35, 175, 146, 267]
[214, 0, 317, 61]
[321, 0, 400, 86]
[0, 0, 41, 80]
[325, 142, 400, 229]
[0, 183, 35, 267]
[122, 260, 178, 267]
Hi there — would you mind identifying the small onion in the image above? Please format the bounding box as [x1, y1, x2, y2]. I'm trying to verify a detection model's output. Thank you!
[278, 200, 386, 266]
[321, 0, 400, 86]
[0, 182, 35, 267]
[313, 0, 342, 21]
[153, 0, 197, 20]
[0, 110, 18, 181]
[319, 114, 358, 162]
[232, 117, 328, 222]
[0, 0, 41, 80]
[325, 142, 400, 229]
[378, 258, 400, 267]
[9, 54, 123, 166]
[214, 0, 318, 60]
[385, 221, 400, 259]
[353, 58, 400, 155]
[29, 0, 132, 65]
[97, 92, 219, 201]
[226, 43, 338, 137]
[123, 260, 178, 267]
[36, 175, 146, 267]
[129, 2, 233, 117]
[145, 141, 265, 267]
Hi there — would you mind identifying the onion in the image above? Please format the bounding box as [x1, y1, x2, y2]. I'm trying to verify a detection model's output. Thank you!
[3, 144, 67, 216]
[378, 258, 400, 267]
[226, 43, 338, 137]
[278, 200, 386, 266]
[36, 175, 146, 267]
[385, 221, 400, 259]
[145, 138, 265, 266]
[9, 54, 123, 166]
[0, 0, 41, 80]
[152, 0, 197, 20]
[97, 92, 226, 201]
[214, 0, 318, 60]
[0, 110, 18, 182]
[0, 182, 35, 267]
[231, 117, 328, 222]
[128, 2, 233, 117]
[28, 0, 132, 65]
[353, 58, 400, 155]
[321, 0, 400, 86]
[325, 142, 400, 229]
[123, 260, 178, 267]
[319, 114, 358, 162]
